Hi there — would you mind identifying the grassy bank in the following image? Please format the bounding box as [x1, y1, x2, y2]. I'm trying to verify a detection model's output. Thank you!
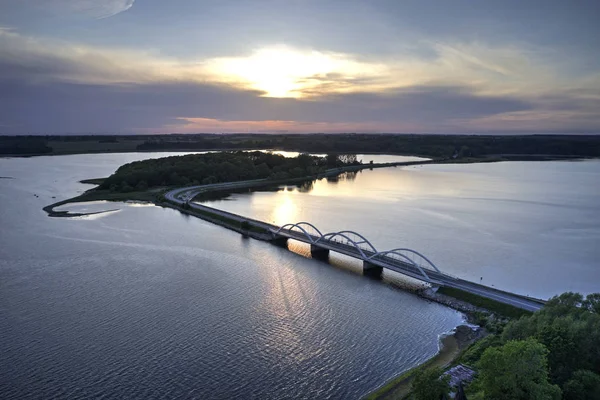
[172, 202, 269, 235]
[436, 287, 532, 319]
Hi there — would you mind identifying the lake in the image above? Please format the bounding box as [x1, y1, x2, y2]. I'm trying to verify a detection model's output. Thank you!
[202, 159, 600, 299]
[0, 153, 461, 399]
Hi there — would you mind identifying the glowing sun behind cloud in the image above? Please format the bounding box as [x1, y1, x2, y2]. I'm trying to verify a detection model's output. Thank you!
[207, 46, 387, 98]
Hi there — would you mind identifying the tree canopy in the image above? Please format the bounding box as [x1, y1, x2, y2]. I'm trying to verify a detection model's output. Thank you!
[563, 370, 600, 400]
[478, 339, 561, 400]
[462, 292, 600, 399]
[412, 367, 450, 400]
[100, 151, 359, 192]
[502, 292, 600, 385]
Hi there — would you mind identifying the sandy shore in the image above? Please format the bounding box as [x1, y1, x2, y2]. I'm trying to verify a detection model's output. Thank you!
[364, 325, 483, 400]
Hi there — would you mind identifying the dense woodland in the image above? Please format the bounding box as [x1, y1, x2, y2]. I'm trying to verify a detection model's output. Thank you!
[0, 137, 52, 154]
[413, 292, 600, 400]
[99, 151, 353, 192]
[2, 134, 600, 158]
[135, 134, 600, 158]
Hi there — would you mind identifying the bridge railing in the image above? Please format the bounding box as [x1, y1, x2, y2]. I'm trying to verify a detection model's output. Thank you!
[273, 221, 450, 282]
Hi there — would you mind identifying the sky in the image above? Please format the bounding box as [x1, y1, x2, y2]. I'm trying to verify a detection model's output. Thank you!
[0, 0, 599, 134]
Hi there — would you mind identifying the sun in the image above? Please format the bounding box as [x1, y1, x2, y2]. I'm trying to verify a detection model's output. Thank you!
[208, 46, 359, 98]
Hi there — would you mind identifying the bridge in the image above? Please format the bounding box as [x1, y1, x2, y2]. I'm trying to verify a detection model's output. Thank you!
[270, 222, 545, 311]
[164, 184, 546, 312]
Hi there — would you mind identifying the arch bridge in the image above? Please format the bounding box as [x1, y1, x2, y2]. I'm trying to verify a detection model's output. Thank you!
[272, 222, 446, 283]
[163, 185, 545, 311]
[270, 221, 545, 312]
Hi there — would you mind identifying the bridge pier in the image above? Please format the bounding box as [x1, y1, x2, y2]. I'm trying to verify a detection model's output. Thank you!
[363, 261, 383, 279]
[310, 244, 329, 260]
[271, 236, 288, 248]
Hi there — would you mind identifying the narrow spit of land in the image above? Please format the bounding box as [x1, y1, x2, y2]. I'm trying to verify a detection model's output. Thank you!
[43, 154, 434, 217]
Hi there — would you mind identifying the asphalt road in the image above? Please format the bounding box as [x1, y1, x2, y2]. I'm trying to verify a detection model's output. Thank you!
[276, 229, 545, 312]
[164, 183, 545, 312]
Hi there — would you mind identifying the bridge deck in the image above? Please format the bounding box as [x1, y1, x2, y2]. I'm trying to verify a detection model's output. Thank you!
[164, 183, 546, 312]
[273, 228, 545, 312]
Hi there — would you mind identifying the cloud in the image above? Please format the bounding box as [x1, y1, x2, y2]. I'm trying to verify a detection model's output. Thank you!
[0, 29, 598, 134]
[37, 0, 135, 19]
[164, 118, 421, 135]
[0, 77, 535, 134]
[1, 28, 593, 98]
[0, 28, 209, 85]
[204, 45, 391, 97]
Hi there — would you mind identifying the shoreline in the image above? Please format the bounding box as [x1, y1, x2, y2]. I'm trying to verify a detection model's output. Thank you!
[364, 324, 485, 400]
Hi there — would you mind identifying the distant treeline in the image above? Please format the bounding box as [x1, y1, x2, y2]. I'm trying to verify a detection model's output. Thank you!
[100, 151, 355, 192]
[135, 134, 600, 158]
[2, 134, 600, 158]
[0, 137, 52, 155]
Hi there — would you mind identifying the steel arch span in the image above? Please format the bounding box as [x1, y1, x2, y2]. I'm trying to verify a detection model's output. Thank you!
[275, 222, 323, 243]
[273, 221, 444, 281]
[370, 248, 441, 273]
[325, 230, 378, 253]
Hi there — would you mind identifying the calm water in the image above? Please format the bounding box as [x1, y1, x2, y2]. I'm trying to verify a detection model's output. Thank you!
[0, 153, 461, 399]
[203, 160, 600, 299]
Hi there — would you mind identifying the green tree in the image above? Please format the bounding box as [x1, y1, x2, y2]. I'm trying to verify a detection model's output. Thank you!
[503, 292, 600, 385]
[135, 180, 148, 191]
[583, 293, 600, 314]
[412, 367, 450, 400]
[563, 370, 600, 400]
[297, 153, 314, 169]
[326, 153, 339, 167]
[120, 181, 133, 192]
[460, 334, 503, 367]
[477, 339, 561, 400]
[255, 162, 271, 177]
[202, 176, 217, 185]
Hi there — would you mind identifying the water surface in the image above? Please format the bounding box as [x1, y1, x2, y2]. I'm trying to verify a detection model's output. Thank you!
[0, 153, 461, 399]
[202, 160, 600, 299]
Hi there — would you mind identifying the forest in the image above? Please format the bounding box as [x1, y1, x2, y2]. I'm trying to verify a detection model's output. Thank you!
[135, 133, 600, 159]
[99, 151, 355, 192]
[3, 133, 600, 158]
[413, 292, 600, 400]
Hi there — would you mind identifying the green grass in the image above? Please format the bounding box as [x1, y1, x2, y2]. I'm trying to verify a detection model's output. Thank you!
[174, 201, 268, 234]
[437, 286, 533, 319]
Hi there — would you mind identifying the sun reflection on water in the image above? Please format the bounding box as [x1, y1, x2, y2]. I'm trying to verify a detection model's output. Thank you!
[271, 191, 299, 225]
